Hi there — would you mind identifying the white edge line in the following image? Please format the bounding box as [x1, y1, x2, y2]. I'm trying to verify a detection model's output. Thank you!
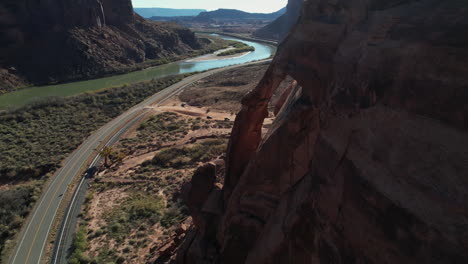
[9, 160, 75, 264]
[12, 59, 270, 264]
[49, 112, 145, 264]
[41, 152, 102, 264]
[9, 109, 132, 263]
[48, 142, 105, 264]
[50, 152, 101, 264]
[50, 176, 86, 264]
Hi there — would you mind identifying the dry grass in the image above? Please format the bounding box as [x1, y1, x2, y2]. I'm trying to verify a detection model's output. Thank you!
[74, 111, 232, 264]
[179, 63, 294, 113]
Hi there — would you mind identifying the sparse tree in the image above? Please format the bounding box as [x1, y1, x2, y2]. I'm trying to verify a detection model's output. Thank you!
[115, 152, 126, 164]
[99, 146, 113, 167]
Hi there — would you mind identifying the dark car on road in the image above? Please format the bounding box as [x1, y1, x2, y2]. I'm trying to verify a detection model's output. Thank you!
[85, 166, 98, 178]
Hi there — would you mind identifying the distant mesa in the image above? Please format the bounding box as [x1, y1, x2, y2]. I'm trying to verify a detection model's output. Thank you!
[195, 8, 286, 21]
[134, 8, 207, 18]
[150, 7, 286, 22]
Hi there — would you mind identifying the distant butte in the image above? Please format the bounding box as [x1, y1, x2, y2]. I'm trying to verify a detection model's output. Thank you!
[0, 0, 201, 91]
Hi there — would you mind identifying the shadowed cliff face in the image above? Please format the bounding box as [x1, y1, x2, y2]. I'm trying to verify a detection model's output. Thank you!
[254, 0, 303, 40]
[102, 0, 135, 26]
[178, 0, 468, 263]
[0, 0, 200, 90]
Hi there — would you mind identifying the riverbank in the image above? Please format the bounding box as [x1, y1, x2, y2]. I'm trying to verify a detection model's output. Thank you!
[0, 34, 230, 94]
[53, 62, 279, 264]
[4, 60, 272, 264]
[187, 41, 256, 62]
[0, 35, 274, 110]
[195, 31, 279, 46]
[186, 47, 252, 62]
[0, 74, 191, 262]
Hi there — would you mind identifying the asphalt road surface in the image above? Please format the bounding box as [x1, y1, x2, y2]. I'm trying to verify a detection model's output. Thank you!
[8, 60, 270, 264]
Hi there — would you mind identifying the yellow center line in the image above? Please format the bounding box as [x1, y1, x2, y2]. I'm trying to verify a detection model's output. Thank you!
[24, 109, 144, 263]
[20, 63, 265, 263]
[23, 143, 93, 264]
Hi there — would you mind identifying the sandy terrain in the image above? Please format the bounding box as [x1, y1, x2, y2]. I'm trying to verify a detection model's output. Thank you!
[185, 47, 251, 62]
[79, 63, 291, 263]
[81, 105, 235, 263]
[179, 63, 294, 113]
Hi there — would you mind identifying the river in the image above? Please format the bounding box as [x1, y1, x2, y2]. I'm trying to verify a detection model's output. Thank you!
[0, 35, 275, 109]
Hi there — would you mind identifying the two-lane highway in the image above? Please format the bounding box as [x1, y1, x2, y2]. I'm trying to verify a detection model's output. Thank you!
[8, 60, 270, 264]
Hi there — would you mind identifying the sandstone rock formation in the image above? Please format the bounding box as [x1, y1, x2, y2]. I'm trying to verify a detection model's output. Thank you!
[0, 0, 201, 92]
[177, 0, 468, 263]
[253, 0, 303, 40]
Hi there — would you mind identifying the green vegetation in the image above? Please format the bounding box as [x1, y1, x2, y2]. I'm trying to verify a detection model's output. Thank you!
[83, 139, 227, 261]
[68, 227, 89, 264]
[98, 146, 126, 167]
[105, 194, 165, 242]
[118, 112, 190, 154]
[0, 182, 42, 259]
[0, 74, 189, 259]
[194, 34, 240, 56]
[0, 75, 188, 183]
[217, 42, 255, 57]
[0, 35, 236, 109]
[118, 112, 232, 155]
[72, 113, 231, 262]
[151, 139, 228, 168]
[0, 64, 185, 109]
[71, 191, 173, 263]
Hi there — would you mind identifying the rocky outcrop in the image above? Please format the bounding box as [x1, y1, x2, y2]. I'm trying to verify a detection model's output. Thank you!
[178, 0, 468, 263]
[0, 0, 201, 90]
[102, 0, 134, 26]
[177, 161, 225, 264]
[253, 0, 303, 40]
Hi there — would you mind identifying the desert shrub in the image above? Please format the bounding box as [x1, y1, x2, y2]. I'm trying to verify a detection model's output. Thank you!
[151, 139, 228, 168]
[217, 43, 255, 57]
[120, 112, 189, 153]
[68, 227, 89, 264]
[0, 74, 190, 256]
[152, 148, 189, 168]
[0, 182, 41, 257]
[0, 75, 188, 183]
[105, 194, 164, 241]
[161, 206, 186, 228]
[218, 80, 248, 86]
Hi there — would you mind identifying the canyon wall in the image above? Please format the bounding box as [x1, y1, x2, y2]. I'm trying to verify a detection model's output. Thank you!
[178, 0, 468, 263]
[253, 0, 303, 40]
[0, 0, 201, 92]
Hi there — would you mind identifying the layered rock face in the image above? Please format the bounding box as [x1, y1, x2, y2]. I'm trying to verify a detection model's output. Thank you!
[0, 0, 201, 91]
[253, 0, 303, 40]
[178, 0, 468, 263]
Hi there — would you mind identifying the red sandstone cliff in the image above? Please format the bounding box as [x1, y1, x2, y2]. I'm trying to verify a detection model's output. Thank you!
[253, 0, 303, 40]
[0, 0, 201, 92]
[177, 0, 468, 263]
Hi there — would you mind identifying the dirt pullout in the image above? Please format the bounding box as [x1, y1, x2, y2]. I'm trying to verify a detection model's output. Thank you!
[79, 107, 234, 263]
[77, 63, 287, 263]
[179, 63, 294, 113]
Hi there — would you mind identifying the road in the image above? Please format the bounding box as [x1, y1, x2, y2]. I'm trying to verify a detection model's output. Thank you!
[8, 60, 270, 264]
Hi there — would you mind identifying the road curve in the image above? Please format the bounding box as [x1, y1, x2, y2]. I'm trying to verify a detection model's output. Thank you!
[8, 59, 270, 264]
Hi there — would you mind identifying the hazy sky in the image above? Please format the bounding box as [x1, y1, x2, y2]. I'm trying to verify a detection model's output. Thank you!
[132, 0, 288, 13]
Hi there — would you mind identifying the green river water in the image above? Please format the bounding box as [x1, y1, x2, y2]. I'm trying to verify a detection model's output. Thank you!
[0, 35, 275, 109]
